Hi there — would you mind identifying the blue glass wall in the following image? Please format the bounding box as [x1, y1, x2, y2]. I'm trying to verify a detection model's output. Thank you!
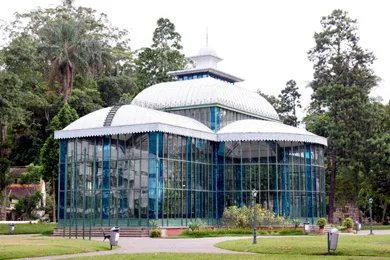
[148, 133, 157, 219]
[102, 136, 110, 219]
[58, 139, 67, 220]
[59, 135, 325, 227]
[305, 143, 313, 219]
[210, 107, 220, 132]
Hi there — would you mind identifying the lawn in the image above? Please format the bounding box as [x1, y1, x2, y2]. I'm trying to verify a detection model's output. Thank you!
[66, 253, 390, 260]
[0, 236, 112, 260]
[360, 225, 390, 230]
[215, 235, 390, 257]
[0, 223, 57, 235]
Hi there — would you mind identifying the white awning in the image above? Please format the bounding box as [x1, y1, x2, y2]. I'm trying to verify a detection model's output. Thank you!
[55, 106, 327, 146]
[55, 105, 216, 141]
[217, 119, 327, 146]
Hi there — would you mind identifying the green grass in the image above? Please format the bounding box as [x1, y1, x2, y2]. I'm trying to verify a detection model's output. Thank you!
[66, 253, 390, 260]
[360, 225, 390, 230]
[216, 235, 390, 257]
[0, 223, 57, 235]
[0, 236, 112, 260]
[174, 228, 305, 238]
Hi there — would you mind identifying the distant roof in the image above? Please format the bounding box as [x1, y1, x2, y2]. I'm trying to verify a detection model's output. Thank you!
[7, 182, 43, 198]
[55, 105, 215, 140]
[132, 77, 280, 121]
[217, 119, 327, 146]
[168, 68, 243, 83]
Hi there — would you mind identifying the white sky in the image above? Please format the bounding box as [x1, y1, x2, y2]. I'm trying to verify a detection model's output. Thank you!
[1, 0, 389, 119]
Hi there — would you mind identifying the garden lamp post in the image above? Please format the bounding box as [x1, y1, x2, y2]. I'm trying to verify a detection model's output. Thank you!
[252, 189, 258, 244]
[369, 198, 373, 235]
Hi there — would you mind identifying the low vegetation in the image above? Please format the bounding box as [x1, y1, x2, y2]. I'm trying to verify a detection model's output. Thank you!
[222, 205, 301, 229]
[360, 225, 390, 230]
[176, 228, 305, 238]
[0, 236, 110, 260]
[0, 223, 57, 235]
[216, 235, 390, 257]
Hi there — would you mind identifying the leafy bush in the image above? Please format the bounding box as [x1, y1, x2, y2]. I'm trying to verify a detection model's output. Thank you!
[150, 228, 161, 238]
[188, 218, 205, 231]
[222, 205, 295, 228]
[178, 228, 305, 238]
[149, 219, 159, 229]
[343, 217, 353, 228]
[317, 218, 327, 228]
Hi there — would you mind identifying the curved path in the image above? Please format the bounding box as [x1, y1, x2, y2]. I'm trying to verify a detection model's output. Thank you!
[16, 236, 251, 260]
[15, 230, 390, 260]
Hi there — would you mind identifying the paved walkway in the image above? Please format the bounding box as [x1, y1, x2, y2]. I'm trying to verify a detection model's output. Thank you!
[14, 230, 390, 260]
[16, 236, 251, 260]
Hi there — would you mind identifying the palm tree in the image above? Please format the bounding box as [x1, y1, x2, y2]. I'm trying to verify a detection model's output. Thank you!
[38, 18, 111, 102]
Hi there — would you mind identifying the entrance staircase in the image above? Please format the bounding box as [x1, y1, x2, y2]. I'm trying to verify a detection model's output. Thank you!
[309, 224, 333, 233]
[52, 227, 150, 237]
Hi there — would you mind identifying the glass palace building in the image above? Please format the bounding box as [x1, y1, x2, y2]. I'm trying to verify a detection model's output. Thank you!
[55, 47, 327, 228]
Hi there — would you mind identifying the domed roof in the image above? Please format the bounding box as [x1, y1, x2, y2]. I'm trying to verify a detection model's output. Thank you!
[132, 77, 280, 121]
[197, 46, 218, 57]
[217, 119, 327, 146]
[55, 105, 215, 140]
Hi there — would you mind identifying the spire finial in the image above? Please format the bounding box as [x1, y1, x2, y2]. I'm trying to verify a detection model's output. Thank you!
[206, 26, 209, 47]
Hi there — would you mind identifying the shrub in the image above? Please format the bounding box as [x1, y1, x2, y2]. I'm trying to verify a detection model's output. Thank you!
[149, 219, 159, 229]
[343, 217, 353, 228]
[150, 228, 161, 238]
[188, 218, 205, 231]
[292, 219, 301, 229]
[222, 205, 294, 228]
[317, 218, 327, 228]
[177, 228, 306, 238]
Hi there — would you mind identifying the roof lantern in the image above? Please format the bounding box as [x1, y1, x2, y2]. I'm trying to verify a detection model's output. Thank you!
[168, 36, 243, 83]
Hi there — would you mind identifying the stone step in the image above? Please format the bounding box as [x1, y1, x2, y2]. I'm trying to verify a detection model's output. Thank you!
[52, 227, 150, 237]
[309, 225, 333, 232]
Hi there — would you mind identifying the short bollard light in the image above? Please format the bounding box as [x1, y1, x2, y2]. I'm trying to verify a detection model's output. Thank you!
[252, 189, 258, 244]
[9, 223, 15, 234]
[369, 198, 373, 235]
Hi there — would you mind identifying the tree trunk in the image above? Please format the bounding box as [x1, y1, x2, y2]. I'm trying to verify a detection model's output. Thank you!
[328, 149, 337, 224]
[382, 201, 388, 224]
[0, 124, 8, 221]
[63, 69, 68, 102]
[52, 177, 56, 223]
[1, 124, 7, 158]
[0, 189, 6, 221]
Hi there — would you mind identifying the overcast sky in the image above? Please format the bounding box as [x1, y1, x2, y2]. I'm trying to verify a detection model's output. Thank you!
[1, 0, 389, 118]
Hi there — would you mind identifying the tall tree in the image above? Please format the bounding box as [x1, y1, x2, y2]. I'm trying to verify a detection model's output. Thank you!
[278, 80, 301, 126]
[68, 74, 103, 116]
[40, 103, 78, 222]
[257, 90, 282, 114]
[0, 72, 27, 220]
[1, 3, 131, 102]
[38, 18, 112, 102]
[306, 9, 378, 223]
[257, 81, 301, 127]
[135, 18, 188, 88]
[97, 75, 138, 106]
